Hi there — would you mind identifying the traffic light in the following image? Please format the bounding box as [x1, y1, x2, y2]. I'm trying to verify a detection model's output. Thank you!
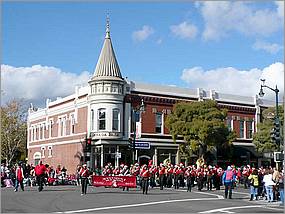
[271, 119, 281, 145]
[128, 137, 133, 149]
[85, 138, 91, 152]
[274, 152, 284, 162]
[274, 120, 281, 144]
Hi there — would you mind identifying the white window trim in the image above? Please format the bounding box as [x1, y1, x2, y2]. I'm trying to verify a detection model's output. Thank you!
[41, 146, 45, 158]
[48, 146, 52, 158]
[112, 108, 120, 132]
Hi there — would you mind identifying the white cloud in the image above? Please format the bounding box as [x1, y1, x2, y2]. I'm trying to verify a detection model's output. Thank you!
[156, 38, 163, 44]
[1, 64, 91, 106]
[132, 25, 154, 42]
[197, 2, 283, 41]
[181, 62, 284, 99]
[275, 1, 284, 18]
[170, 21, 198, 39]
[253, 40, 283, 54]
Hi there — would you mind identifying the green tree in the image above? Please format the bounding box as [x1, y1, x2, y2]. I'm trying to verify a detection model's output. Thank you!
[165, 100, 236, 162]
[1, 100, 27, 165]
[253, 105, 284, 153]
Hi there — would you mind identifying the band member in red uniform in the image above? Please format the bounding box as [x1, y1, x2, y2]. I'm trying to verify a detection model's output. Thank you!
[197, 168, 204, 191]
[174, 165, 180, 189]
[184, 166, 191, 192]
[35, 161, 47, 192]
[79, 164, 90, 195]
[159, 163, 165, 190]
[149, 165, 157, 188]
[166, 164, 173, 188]
[14, 163, 25, 192]
[140, 165, 150, 194]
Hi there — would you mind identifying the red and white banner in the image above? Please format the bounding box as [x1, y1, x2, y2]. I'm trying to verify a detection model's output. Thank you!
[92, 176, 137, 188]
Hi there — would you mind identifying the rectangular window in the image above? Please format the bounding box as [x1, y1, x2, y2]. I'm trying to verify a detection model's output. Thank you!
[112, 109, 119, 131]
[35, 127, 37, 140]
[49, 120, 53, 138]
[247, 121, 253, 138]
[226, 117, 232, 131]
[63, 116, 66, 136]
[239, 120, 244, 138]
[155, 112, 162, 133]
[91, 110, 95, 130]
[32, 127, 35, 141]
[40, 125, 43, 140]
[98, 109, 106, 130]
[60, 118, 64, 136]
[70, 114, 75, 134]
[42, 124, 46, 139]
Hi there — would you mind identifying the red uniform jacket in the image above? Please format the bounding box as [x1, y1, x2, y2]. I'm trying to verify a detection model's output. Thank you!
[141, 169, 150, 178]
[35, 164, 47, 176]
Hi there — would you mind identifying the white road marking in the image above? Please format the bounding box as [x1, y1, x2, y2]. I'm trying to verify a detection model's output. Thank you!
[220, 211, 235, 213]
[55, 197, 222, 213]
[193, 191, 224, 199]
[199, 205, 262, 213]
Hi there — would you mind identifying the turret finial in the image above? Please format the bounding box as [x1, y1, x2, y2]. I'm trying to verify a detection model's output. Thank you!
[106, 13, 110, 39]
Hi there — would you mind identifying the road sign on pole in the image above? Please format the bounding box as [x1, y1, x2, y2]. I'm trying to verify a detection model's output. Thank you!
[135, 142, 150, 149]
[115, 152, 121, 158]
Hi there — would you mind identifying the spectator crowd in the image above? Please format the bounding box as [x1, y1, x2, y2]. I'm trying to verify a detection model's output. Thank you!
[1, 160, 284, 205]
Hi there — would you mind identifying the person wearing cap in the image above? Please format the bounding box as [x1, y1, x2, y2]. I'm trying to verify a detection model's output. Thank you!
[222, 166, 236, 199]
[79, 164, 90, 195]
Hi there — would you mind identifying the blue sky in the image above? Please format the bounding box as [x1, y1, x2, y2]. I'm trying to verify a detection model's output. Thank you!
[2, 1, 284, 106]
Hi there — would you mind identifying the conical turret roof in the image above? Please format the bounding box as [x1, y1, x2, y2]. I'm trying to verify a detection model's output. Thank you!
[92, 17, 123, 81]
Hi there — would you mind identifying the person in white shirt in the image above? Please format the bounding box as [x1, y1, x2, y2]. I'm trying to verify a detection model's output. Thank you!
[263, 169, 275, 202]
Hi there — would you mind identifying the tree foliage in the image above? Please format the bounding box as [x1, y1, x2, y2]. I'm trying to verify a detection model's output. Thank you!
[165, 100, 236, 161]
[1, 100, 27, 165]
[253, 105, 284, 153]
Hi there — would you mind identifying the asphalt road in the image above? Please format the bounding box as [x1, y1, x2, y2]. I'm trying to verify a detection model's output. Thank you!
[1, 185, 284, 213]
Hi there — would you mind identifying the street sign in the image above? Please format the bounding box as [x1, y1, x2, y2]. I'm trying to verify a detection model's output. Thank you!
[135, 142, 150, 149]
[115, 152, 121, 158]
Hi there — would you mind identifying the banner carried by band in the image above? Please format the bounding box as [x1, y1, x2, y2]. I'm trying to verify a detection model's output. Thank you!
[92, 176, 137, 188]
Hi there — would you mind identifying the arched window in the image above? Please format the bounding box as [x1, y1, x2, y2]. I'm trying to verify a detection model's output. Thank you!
[112, 109, 120, 131]
[98, 108, 106, 130]
[33, 152, 41, 166]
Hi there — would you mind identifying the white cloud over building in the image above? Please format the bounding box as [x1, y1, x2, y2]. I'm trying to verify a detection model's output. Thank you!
[197, 1, 283, 41]
[252, 40, 283, 54]
[132, 25, 154, 42]
[181, 62, 284, 100]
[170, 21, 198, 40]
[1, 64, 91, 106]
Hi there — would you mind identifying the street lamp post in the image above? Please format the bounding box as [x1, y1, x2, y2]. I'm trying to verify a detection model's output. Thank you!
[132, 99, 145, 163]
[258, 79, 280, 150]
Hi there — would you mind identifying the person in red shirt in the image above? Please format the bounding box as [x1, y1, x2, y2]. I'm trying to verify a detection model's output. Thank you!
[14, 163, 25, 192]
[159, 163, 165, 190]
[34, 161, 47, 192]
[149, 165, 157, 188]
[185, 166, 192, 192]
[140, 165, 150, 194]
[79, 164, 90, 195]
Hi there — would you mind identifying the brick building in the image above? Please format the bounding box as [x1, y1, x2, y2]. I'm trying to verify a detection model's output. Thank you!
[27, 20, 274, 173]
